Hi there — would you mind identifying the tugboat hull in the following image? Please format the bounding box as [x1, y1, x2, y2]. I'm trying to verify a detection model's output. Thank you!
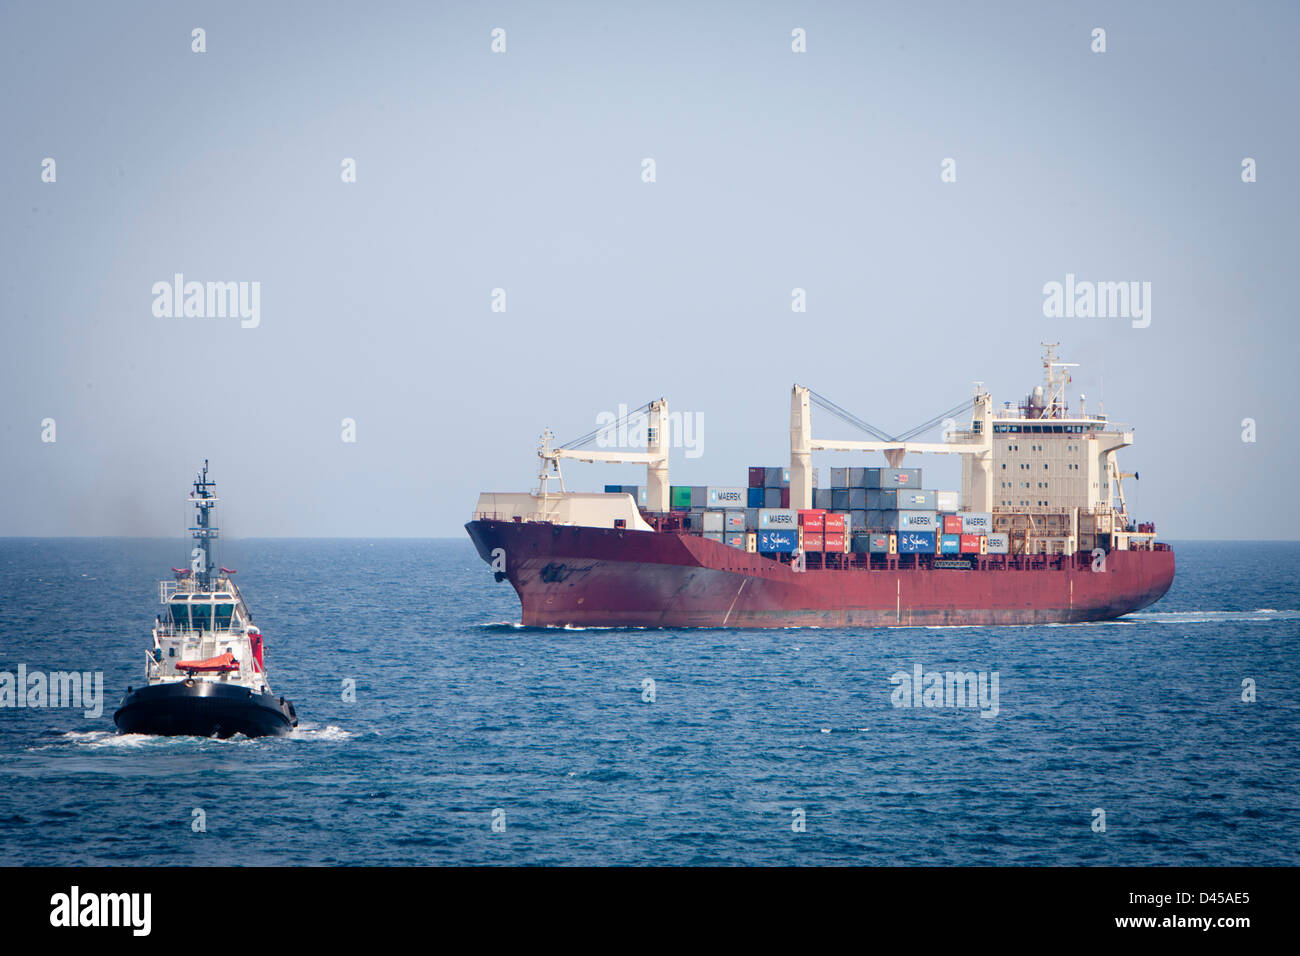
[114, 680, 297, 739]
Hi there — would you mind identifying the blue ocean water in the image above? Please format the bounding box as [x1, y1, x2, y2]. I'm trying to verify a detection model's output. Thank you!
[0, 538, 1296, 866]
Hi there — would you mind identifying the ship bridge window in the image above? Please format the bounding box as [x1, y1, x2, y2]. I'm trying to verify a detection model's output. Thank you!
[213, 603, 235, 629]
[189, 600, 212, 631]
[169, 601, 190, 629]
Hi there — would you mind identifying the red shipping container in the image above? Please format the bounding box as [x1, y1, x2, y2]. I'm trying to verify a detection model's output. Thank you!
[959, 533, 981, 553]
[748, 467, 766, 488]
[780, 487, 790, 508]
[942, 515, 963, 534]
[798, 509, 826, 530]
[823, 532, 846, 552]
[802, 533, 824, 552]
[824, 513, 846, 532]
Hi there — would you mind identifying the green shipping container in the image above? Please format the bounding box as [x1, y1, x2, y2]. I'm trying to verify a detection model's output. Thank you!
[671, 486, 693, 508]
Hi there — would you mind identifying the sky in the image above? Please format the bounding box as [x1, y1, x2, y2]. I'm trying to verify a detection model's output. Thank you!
[2, 1, 1297, 538]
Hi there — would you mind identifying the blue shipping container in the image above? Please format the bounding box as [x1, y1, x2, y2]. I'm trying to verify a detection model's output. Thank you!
[897, 531, 936, 554]
[939, 533, 961, 554]
[747, 487, 765, 508]
[758, 529, 799, 553]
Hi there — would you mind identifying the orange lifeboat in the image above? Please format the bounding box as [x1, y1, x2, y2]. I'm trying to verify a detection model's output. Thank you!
[176, 651, 239, 673]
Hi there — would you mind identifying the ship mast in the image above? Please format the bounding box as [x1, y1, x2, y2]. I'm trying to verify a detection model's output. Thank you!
[189, 460, 220, 589]
[1040, 342, 1078, 420]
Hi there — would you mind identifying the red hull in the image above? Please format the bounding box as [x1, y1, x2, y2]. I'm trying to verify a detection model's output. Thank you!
[465, 520, 1175, 628]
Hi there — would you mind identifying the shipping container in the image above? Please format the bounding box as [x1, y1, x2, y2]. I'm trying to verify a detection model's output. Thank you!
[850, 532, 874, 554]
[764, 467, 790, 487]
[940, 534, 961, 555]
[961, 512, 993, 534]
[758, 508, 799, 529]
[707, 486, 746, 508]
[849, 487, 868, 510]
[747, 487, 765, 508]
[936, 491, 960, 512]
[880, 488, 937, 510]
[690, 486, 708, 509]
[701, 511, 724, 532]
[849, 467, 869, 488]
[798, 509, 826, 531]
[724, 531, 746, 549]
[830, 467, 850, 487]
[744, 508, 760, 530]
[850, 509, 869, 531]
[603, 485, 648, 506]
[748, 467, 766, 488]
[880, 468, 922, 487]
[831, 489, 851, 511]
[882, 510, 939, 531]
[670, 486, 692, 509]
[897, 531, 936, 554]
[813, 488, 833, 510]
[942, 514, 963, 534]
[862, 467, 883, 488]
[865, 510, 883, 529]
[959, 533, 982, 554]
[763, 487, 783, 509]
[780, 487, 790, 508]
[802, 533, 824, 552]
[824, 513, 846, 533]
[757, 529, 798, 553]
[866, 489, 884, 510]
[986, 533, 1010, 554]
[870, 532, 894, 554]
[724, 511, 746, 532]
[824, 532, 846, 552]
[703, 532, 724, 544]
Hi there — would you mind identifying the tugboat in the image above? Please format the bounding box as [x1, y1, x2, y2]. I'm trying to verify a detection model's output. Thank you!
[114, 461, 297, 738]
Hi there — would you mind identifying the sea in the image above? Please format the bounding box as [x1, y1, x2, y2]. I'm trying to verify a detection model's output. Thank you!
[0, 538, 1296, 866]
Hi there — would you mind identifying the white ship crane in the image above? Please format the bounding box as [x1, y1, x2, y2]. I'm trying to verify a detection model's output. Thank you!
[537, 398, 671, 512]
[788, 384, 995, 512]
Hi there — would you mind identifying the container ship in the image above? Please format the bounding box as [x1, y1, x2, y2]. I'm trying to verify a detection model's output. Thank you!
[465, 346, 1174, 628]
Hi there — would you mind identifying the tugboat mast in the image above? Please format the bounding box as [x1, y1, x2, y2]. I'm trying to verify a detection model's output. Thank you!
[189, 459, 219, 589]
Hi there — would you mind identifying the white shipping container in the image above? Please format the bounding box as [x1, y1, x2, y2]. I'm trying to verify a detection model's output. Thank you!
[884, 510, 939, 531]
[758, 508, 799, 529]
[936, 491, 960, 512]
[702, 510, 724, 532]
[986, 532, 1010, 554]
[961, 512, 993, 534]
[707, 486, 747, 508]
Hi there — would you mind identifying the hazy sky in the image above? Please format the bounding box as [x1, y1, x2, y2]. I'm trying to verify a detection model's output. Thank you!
[2, 1, 1297, 538]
